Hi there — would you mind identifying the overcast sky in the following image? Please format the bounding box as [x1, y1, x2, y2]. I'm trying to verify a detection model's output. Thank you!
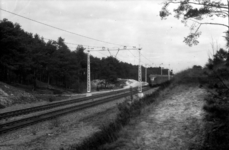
[0, 0, 228, 73]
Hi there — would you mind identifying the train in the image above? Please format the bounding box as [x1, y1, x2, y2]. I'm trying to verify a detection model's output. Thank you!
[148, 74, 171, 87]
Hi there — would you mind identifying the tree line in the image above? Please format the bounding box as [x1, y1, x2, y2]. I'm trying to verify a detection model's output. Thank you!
[198, 48, 229, 150]
[0, 19, 168, 92]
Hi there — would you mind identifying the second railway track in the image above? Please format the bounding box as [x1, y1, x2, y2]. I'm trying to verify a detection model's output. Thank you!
[0, 87, 152, 135]
[0, 87, 144, 120]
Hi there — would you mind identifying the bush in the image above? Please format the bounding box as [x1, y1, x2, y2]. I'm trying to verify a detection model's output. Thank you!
[200, 65, 229, 150]
[171, 67, 205, 85]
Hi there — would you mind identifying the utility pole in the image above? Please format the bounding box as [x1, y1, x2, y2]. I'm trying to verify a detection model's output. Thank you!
[85, 46, 139, 96]
[86, 50, 92, 97]
[151, 63, 154, 75]
[138, 48, 143, 98]
[168, 69, 170, 80]
[168, 64, 170, 80]
[145, 64, 147, 83]
[160, 63, 163, 75]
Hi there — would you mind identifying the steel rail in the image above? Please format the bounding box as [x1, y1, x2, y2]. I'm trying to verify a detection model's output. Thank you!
[0, 87, 151, 135]
[0, 87, 142, 120]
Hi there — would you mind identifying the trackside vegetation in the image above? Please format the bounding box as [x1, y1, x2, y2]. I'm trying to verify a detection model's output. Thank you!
[172, 48, 229, 150]
[64, 82, 170, 150]
[0, 19, 169, 93]
[68, 47, 229, 150]
[199, 49, 229, 150]
[64, 59, 225, 150]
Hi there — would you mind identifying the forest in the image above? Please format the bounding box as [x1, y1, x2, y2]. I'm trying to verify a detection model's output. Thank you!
[0, 19, 168, 92]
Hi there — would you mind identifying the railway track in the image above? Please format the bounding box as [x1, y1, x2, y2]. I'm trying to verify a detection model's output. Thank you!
[0, 87, 142, 120]
[0, 87, 152, 135]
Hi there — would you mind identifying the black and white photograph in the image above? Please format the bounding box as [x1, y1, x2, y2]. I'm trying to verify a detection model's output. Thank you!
[0, 0, 229, 149]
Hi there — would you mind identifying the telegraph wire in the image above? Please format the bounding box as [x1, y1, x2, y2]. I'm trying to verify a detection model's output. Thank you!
[141, 53, 154, 64]
[1, 8, 159, 66]
[97, 51, 109, 57]
[43, 38, 103, 49]
[43, 37, 135, 50]
[43, 37, 138, 61]
[90, 50, 110, 58]
[127, 50, 137, 58]
[0, 8, 128, 47]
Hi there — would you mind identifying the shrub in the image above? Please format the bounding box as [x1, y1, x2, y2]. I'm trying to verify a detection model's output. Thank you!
[200, 65, 229, 150]
[171, 67, 205, 86]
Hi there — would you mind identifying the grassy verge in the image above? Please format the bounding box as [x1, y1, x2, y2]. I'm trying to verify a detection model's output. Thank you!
[165, 66, 229, 150]
[64, 82, 170, 150]
[172, 67, 229, 150]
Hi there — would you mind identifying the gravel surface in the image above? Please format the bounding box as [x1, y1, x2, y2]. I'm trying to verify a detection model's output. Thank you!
[0, 91, 130, 124]
[0, 88, 157, 150]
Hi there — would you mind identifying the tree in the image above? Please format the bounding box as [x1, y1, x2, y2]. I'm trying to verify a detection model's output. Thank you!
[1, 18, 171, 92]
[213, 48, 228, 64]
[0, 19, 31, 83]
[206, 48, 228, 69]
[100, 57, 119, 86]
[160, 0, 229, 46]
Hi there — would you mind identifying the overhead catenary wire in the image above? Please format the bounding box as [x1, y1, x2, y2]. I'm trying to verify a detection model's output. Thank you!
[43, 37, 129, 51]
[1, 8, 159, 66]
[44, 38, 128, 50]
[90, 50, 110, 58]
[43, 38, 104, 48]
[0, 8, 129, 47]
[97, 51, 109, 57]
[141, 53, 154, 64]
[44, 36, 139, 62]
[127, 49, 138, 58]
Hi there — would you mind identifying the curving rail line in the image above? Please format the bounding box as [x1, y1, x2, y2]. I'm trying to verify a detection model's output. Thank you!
[0, 87, 144, 120]
[0, 87, 152, 135]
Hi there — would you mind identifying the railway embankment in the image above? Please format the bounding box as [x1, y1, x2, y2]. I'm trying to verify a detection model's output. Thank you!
[0, 85, 156, 150]
[0, 94, 128, 150]
[100, 84, 206, 150]
[2, 67, 226, 150]
[68, 68, 208, 150]
[67, 82, 170, 150]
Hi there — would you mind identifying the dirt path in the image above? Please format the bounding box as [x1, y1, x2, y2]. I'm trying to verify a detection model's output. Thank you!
[116, 85, 206, 150]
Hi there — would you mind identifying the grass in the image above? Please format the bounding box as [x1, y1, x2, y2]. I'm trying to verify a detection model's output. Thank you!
[61, 67, 212, 150]
[170, 66, 229, 150]
[65, 82, 170, 150]
[64, 68, 206, 150]
[115, 86, 205, 150]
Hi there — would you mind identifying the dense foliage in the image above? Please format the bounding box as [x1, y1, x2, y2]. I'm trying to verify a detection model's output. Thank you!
[198, 48, 229, 150]
[0, 19, 166, 92]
